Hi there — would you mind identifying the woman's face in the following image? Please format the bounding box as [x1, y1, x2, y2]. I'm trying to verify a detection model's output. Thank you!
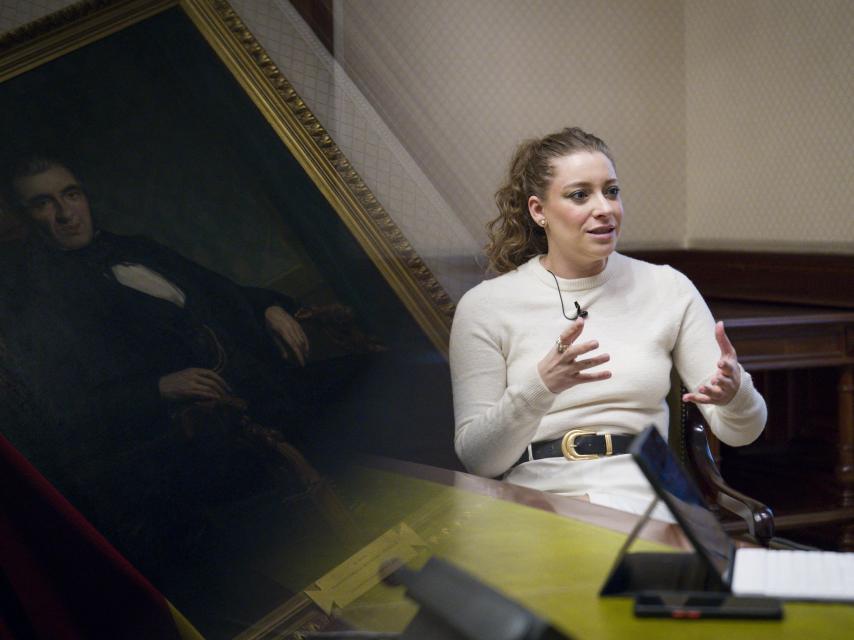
[528, 151, 622, 278]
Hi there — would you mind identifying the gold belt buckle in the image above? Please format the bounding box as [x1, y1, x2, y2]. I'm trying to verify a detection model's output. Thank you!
[561, 429, 612, 461]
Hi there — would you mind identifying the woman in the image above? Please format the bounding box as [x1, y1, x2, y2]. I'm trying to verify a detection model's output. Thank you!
[449, 127, 766, 516]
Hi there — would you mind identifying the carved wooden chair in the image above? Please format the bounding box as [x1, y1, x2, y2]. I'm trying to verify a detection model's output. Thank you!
[666, 372, 776, 546]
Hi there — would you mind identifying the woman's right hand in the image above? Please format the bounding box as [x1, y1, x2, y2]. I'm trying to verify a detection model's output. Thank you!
[537, 318, 611, 393]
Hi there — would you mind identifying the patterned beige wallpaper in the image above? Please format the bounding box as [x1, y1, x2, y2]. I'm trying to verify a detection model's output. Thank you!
[230, 0, 481, 301]
[334, 0, 688, 252]
[686, 0, 854, 253]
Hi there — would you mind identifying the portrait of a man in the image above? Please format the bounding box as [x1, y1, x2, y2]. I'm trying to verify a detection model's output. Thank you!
[0, 5, 455, 636]
[0, 155, 385, 630]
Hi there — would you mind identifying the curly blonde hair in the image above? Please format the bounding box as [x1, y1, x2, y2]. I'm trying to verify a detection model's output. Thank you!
[485, 127, 614, 274]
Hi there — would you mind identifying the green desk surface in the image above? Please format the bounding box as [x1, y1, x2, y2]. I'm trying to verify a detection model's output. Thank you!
[239, 463, 854, 639]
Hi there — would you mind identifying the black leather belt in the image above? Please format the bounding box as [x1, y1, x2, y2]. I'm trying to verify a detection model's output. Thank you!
[512, 430, 636, 468]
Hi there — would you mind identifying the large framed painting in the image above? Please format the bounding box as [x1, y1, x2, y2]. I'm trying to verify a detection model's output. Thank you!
[0, 1, 457, 637]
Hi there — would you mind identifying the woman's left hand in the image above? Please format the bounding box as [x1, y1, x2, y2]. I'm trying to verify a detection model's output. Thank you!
[682, 321, 741, 406]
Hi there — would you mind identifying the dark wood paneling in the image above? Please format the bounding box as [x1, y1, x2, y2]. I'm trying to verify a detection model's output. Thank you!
[624, 249, 854, 548]
[289, 0, 334, 55]
[627, 250, 854, 309]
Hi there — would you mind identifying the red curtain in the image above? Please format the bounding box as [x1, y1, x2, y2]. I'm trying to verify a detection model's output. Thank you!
[0, 434, 193, 639]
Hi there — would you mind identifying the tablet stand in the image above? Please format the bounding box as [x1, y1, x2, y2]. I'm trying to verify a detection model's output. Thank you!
[388, 557, 571, 640]
[599, 498, 728, 596]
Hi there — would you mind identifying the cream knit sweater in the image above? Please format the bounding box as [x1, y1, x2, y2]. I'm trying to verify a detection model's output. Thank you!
[449, 253, 766, 514]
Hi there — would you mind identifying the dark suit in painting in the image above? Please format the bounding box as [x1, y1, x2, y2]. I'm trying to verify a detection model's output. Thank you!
[0, 230, 351, 586]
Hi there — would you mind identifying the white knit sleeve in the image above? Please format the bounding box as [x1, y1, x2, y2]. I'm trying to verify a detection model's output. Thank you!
[670, 272, 767, 446]
[449, 288, 556, 477]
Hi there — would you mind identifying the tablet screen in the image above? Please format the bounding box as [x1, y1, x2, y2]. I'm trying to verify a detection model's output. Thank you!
[630, 425, 736, 584]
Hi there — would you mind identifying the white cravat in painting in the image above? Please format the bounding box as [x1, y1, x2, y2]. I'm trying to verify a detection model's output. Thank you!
[111, 263, 187, 308]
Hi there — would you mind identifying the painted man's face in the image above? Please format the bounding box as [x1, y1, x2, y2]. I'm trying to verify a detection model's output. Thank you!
[14, 165, 94, 250]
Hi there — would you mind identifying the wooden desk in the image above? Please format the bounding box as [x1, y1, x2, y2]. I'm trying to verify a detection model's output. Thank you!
[236, 460, 854, 639]
[709, 301, 854, 546]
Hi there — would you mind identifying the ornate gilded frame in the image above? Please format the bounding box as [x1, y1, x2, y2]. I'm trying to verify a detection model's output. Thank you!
[0, 0, 453, 355]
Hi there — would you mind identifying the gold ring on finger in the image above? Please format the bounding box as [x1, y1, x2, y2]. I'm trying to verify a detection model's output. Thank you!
[556, 338, 568, 354]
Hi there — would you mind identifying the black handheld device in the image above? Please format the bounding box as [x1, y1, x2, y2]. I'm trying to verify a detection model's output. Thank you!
[634, 591, 783, 620]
